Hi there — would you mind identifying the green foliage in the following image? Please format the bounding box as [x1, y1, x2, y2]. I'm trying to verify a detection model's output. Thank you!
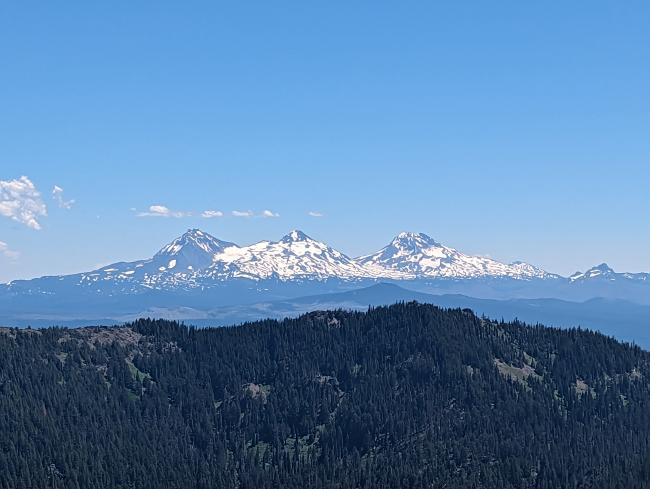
[1, 303, 650, 488]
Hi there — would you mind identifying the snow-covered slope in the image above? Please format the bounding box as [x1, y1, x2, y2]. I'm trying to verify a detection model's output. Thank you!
[356, 232, 553, 280]
[205, 230, 369, 280]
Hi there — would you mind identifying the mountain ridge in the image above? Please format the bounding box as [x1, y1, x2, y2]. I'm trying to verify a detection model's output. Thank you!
[3, 303, 650, 488]
[7, 229, 647, 289]
[4, 228, 557, 289]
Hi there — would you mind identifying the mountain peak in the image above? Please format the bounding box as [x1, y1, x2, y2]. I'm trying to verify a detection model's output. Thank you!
[184, 228, 206, 237]
[569, 263, 650, 284]
[569, 263, 616, 282]
[355, 231, 550, 280]
[396, 231, 429, 239]
[280, 230, 312, 243]
[208, 229, 365, 281]
[154, 229, 237, 271]
[592, 263, 614, 272]
[391, 232, 440, 249]
[157, 229, 235, 255]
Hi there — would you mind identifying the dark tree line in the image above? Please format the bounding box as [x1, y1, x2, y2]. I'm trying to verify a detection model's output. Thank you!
[1, 302, 650, 488]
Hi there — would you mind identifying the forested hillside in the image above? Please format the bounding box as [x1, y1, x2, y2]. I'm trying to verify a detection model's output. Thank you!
[1, 303, 650, 488]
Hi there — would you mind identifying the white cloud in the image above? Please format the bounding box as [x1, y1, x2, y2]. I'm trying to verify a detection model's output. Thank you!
[0, 176, 47, 230]
[137, 205, 190, 218]
[308, 211, 324, 217]
[52, 185, 75, 209]
[232, 210, 254, 217]
[201, 210, 224, 218]
[0, 241, 19, 260]
[261, 209, 279, 218]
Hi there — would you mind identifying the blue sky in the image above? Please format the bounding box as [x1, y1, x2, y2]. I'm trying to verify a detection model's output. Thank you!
[1, 2, 649, 281]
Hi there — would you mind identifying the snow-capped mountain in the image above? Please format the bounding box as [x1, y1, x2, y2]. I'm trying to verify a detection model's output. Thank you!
[204, 230, 369, 280]
[155, 228, 237, 271]
[357, 232, 553, 280]
[64, 229, 240, 291]
[569, 263, 650, 283]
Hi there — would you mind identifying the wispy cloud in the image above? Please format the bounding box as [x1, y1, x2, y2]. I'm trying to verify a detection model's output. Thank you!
[137, 205, 190, 218]
[201, 210, 224, 218]
[137, 207, 276, 219]
[261, 209, 279, 218]
[52, 185, 75, 209]
[0, 241, 19, 260]
[0, 176, 47, 230]
[308, 211, 324, 217]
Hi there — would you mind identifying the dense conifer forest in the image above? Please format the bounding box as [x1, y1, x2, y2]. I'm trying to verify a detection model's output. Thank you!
[1, 302, 650, 488]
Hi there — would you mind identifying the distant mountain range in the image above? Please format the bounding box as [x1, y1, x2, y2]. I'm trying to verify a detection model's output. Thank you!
[1, 229, 649, 345]
[4, 228, 642, 289]
[3, 229, 554, 293]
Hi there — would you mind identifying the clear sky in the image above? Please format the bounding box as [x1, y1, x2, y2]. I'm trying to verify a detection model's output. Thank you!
[1, 2, 649, 282]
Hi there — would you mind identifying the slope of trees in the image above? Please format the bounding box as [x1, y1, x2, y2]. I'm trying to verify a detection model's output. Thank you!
[1, 302, 650, 488]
